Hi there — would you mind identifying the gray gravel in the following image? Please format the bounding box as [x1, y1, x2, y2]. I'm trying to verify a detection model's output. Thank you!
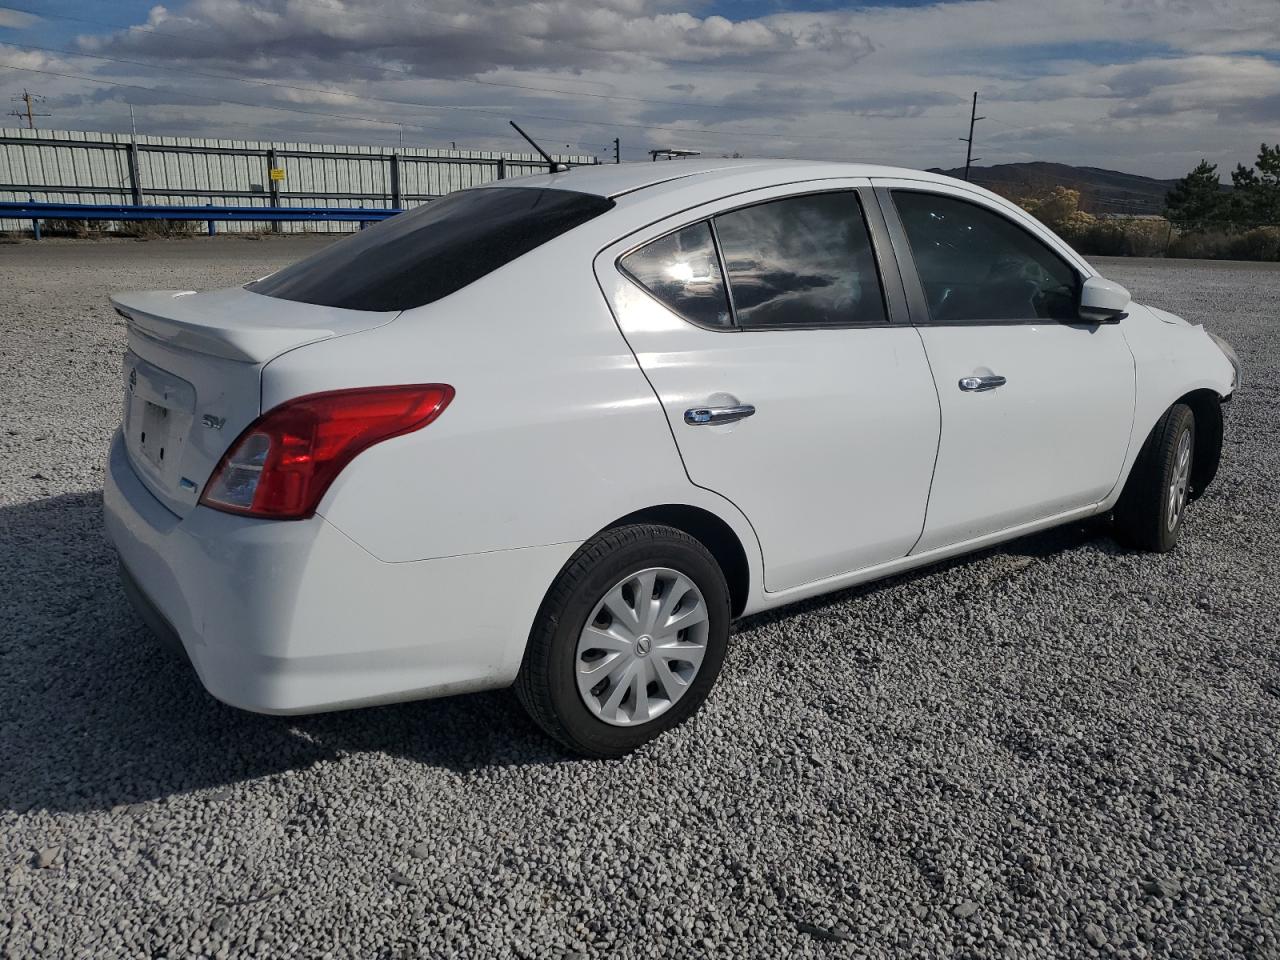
[2, 238, 1278, 958]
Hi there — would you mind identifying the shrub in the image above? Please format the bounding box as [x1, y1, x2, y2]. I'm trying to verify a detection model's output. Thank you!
[1020, 186, 1086, 227]
[38, 218, 105, 238]
[1069, 219, 1171, 258]
[115, 219, 198, 238]
[1167, 230, 1234, 260]
[1018, 189, 1175, 257]
[1227, 226, 1280, 261]
[1166, 226, 1280, 261]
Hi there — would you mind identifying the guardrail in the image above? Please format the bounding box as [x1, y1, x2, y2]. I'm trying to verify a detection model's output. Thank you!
[1, 129, 599, 236]
[1, 199, 405, 239]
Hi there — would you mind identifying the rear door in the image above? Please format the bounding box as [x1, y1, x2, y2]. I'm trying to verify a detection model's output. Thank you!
[872, 180, 1136, 551]
[595, 182, 941, 593]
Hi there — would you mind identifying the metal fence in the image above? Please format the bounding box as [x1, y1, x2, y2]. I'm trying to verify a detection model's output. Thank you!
[0, 128, 596, 234]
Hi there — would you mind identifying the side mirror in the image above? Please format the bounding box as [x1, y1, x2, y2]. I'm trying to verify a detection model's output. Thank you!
[1079, 276, 1130, 324]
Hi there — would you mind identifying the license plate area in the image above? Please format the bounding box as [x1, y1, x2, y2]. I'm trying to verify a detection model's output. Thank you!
[122, 350, 197, 492]
[137, 400, 173, 469]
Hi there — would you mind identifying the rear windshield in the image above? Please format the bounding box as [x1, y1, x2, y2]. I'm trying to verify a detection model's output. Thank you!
[249, 187, 615, 311]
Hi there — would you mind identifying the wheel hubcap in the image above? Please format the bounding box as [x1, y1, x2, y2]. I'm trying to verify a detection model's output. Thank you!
[575, 567, 710, 727]
[1167, 428, 1192, 532]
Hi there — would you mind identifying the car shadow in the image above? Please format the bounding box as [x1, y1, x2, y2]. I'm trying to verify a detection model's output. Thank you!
[0, 492, 1118, 815]
[731, 517, 1116, 634]
[0, 491, 563, 816]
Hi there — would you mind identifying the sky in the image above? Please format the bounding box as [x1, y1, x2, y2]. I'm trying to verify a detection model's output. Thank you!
[0, 0, 1276, 178]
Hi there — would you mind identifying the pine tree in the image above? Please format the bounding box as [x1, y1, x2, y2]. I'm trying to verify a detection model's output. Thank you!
[1229, 144, 1280, 226]
[1164, 160, 1223, 229]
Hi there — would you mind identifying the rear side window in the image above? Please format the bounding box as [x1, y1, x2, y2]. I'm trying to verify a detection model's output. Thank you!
[619, 222, 732, 329]
[250, 187, 614, 312]
[892, 191, 1079, 323]
[713, 192, 887, 328]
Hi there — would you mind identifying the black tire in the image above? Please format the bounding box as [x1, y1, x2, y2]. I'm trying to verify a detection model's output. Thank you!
[1113, 403, 1196, 552]
[515, 523, 731, 758]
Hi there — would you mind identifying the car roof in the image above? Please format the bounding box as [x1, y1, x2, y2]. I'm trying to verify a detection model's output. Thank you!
[468, 157, 1096, 274]
[482, 158, 964, 200]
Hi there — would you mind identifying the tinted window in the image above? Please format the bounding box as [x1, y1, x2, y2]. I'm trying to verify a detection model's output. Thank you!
[619, 222, 731, 329]
[250, 187, 614, 311]
[713, 192, 886, 328]
[892, 191, 1079, 323]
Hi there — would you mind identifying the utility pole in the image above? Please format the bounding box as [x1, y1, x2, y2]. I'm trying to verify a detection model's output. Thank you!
[8, 89, 50, 130]
[129, 103, 137, 138]
[959, 91, 984, 181]
[613, 137, 620, 164]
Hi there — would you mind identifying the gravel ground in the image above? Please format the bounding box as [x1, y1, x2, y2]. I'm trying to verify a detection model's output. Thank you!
[1, 238, 1277, 959]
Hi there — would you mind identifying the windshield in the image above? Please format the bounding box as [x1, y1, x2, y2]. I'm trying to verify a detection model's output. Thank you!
[249, 187, 615, 312]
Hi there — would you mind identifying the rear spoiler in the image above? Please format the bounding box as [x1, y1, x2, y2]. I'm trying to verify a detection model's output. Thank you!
[111, 288, 397, 364]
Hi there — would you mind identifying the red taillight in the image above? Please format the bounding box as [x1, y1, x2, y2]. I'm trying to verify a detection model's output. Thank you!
[200, 384, 454, 520]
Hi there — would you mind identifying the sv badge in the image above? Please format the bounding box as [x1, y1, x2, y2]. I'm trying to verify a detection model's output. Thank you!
[201, 414, 226, 431]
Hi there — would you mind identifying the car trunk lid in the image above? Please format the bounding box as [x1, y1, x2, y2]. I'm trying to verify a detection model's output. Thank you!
[112, 286, 398, 517]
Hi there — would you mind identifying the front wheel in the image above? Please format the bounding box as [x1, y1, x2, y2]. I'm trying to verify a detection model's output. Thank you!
[515, 524, 731, 758]
[1114, 402, 1196, 552]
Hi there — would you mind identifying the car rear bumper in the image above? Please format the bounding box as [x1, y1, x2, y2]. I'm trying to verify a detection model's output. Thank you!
[117, 560, 185, 659]
[104, 429, 577, 714]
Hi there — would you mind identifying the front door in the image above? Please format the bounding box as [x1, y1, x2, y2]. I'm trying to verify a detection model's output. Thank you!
[874, 182, 1136, 552]
[595, 184, 941, 593]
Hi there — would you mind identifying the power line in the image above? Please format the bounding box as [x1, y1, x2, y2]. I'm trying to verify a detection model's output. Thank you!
[0, 61, 596, 160]
[0, 40, 875, 148]
[7, 87, 49, 128]
[0, 61, 474, 137]
[0, 61, 595, 156]
[985, 116, 1046, 136]
[0, 62, 621, 162]
[0, 57, 542, 144]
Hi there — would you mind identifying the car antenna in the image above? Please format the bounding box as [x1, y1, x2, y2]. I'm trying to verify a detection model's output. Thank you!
[509, 121, 568, 173]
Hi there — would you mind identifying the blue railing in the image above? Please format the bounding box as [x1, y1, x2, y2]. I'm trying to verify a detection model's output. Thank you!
[0, 200, 404, 239]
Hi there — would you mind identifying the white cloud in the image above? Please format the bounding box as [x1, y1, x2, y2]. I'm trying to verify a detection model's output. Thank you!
[0, 9, 39, 29]
[0, 0, 1272, 176]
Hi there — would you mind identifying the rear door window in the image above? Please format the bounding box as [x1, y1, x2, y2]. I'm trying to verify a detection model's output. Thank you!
[619, 222, 732, 329]
[713, 192, 887, 328]
[250, 187, 614, 312]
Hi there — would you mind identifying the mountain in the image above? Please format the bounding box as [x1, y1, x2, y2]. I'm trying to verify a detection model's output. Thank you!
[927, 161, 1182, 216]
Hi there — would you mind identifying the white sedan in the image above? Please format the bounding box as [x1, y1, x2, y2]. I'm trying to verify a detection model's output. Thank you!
[104, 160, 1240, 757]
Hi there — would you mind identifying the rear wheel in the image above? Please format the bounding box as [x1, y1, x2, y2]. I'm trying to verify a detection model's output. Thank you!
[515, 524, 731, 758]
[1114, 403, 1195, 552]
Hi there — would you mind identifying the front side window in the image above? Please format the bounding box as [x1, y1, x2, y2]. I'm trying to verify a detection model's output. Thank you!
[251, 187, 615, 312]
[713, 192, 886, 328]
[619, 222, 732, 329]
[892, 191, 1079, 323]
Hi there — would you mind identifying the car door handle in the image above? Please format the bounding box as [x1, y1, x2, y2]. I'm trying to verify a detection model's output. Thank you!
[684, 404, 756, 425]
[958, 375, 1007, 393]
